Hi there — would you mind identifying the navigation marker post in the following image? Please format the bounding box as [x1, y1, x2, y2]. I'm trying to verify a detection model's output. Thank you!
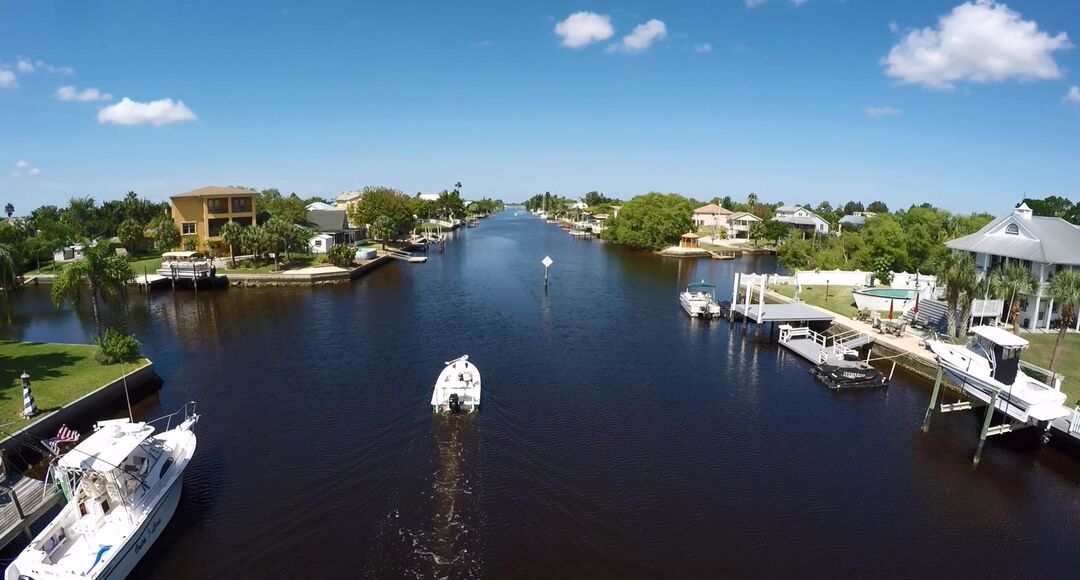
[541, 256, 553, 289]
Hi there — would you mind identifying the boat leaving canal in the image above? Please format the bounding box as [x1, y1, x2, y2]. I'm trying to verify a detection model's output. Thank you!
[431, 356, 481, 413]
[4, 210, 1080, 578]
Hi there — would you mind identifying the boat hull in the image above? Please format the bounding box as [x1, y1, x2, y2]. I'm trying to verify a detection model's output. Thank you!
[95, 467, 185, 580]
[679, 293, 722, 319]
[431, 357, 481, 413]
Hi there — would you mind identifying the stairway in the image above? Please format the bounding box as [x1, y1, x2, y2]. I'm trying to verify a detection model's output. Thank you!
[902, 297, 949, 335]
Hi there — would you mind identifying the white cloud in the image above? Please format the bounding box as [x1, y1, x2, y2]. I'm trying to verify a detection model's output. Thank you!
[0, 69, 17, 88]
[56, 85, 113, 102]
[1065, 86, 1080, 104]
[27, 168, 40, 176]
[97, 97, 197, 126]
[608, 19, 667, 54]
[694, 43, 713, 54]
[554, 12, 614, 48]
[866, 106, 904, 118]
[883, 1, 1071, 90]
[888, 21, 899, 34]
[16, 59, 34, 73]
[14, 160, 28, 169]
[12, 160, 40, 177]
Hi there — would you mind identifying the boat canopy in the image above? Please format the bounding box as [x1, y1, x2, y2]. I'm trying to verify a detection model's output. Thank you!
[161, 251, 204, 260]
[57, 420, 155, 472]
[687, 280, 715, 291]
[972, 326, 1029, 349]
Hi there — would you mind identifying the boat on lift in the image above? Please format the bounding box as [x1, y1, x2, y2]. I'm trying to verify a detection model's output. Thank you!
[431, 356, 482, 413]
[927, 326, 1070, 425]
[5, 404, 199, 580]
[679, 281, 723, 319]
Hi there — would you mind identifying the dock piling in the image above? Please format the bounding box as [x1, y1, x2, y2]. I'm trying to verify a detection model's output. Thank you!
[973, 391, 999, 465]
[921, 367, 944, 433]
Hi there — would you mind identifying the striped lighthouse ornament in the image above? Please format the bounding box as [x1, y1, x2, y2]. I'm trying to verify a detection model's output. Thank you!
[21, 372, 39, 418]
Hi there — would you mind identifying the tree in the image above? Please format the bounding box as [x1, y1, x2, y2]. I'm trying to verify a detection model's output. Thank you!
[747, 192, 759, 207]
[843, 201, 865, 214]
[4, 203, 12, 219]
[761, 220, 790, 246]
[154, 217, 182, 253]
[62, 197, 102, 239]
[116, 218, 145, 253]
[241, 225, 271, 263]
[435, 189, 466, 220]
[51, 242, 135, 336]
[584, 191, 614, 207]
[0, 242, 17, 290]
[1046, 270, 1080, 374]
[327, 244, 355, 268]
[256, 188, 307, 224]
[602, 193, 695, 251]
[935, 251, 977, 338]
[219, 221, 245, 267]
[990, 265, 1038, 334]
[867, 201, 889, 214]
[346, 187, 414, 249]
[263, 218, 293, 269]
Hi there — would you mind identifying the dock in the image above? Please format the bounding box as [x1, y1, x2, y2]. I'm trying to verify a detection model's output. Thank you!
[386, 249, 428, 263]
[0, 473, 62, 548]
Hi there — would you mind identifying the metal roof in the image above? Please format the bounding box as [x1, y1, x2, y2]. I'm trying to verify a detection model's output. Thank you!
[945, 214, 1080, 265]
[839, 215, 867, 225]
[305, 210, 354, 233]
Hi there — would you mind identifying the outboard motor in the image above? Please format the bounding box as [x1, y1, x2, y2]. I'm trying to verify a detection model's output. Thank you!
[448, 393, 462, 414]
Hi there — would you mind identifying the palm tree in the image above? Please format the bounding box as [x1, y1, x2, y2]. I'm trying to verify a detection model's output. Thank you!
[990, 264, 1039, 334]
[4, 203, 13, 219]
[1046, 270, 1080, 373]
[51, 242, 135, 336]
[0, 242, 17, 290]
[747, 192, 759, 207]
[263, 218, 293, 269]
[936, 251, 977, 338]
[219, 221, 245, 268]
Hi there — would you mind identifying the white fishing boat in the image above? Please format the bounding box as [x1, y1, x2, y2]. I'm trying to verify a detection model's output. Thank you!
[6, 404, 199, 580]
[928, 326, 1069, 425]
[680, 281, 723, 319]
[431, 356, 481, 413]
[156, 251, 213, 280]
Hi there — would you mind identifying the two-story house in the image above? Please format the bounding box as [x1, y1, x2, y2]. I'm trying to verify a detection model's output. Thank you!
[169, 186, 257, 250]
[774, 205, 830, 235]
[692, 204, 734, 231]
[945, 202, 1080, 331]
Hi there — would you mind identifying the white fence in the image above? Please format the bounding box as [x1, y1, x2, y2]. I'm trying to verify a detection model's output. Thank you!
[890, 272, 937, 290]
[793, 270, 872, 287]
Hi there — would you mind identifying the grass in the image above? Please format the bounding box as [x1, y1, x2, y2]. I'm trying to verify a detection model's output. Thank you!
[24, 254, 164, 277]
[0, 340, 150, 430]
[221, 255, 318, 274]
[1023, 333, 1080, 405]
[771, 284, 861, 319]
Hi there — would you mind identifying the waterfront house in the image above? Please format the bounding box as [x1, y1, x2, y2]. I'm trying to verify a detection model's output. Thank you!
[838, 211, 877, 232]
[693, 204, 734, 231]
[945, 202, 1080, 331]
[774, 206, 830, 235]
[304, 209, 363, 249]
[169, 186, 257, 250]
[334, 190, 364, 209]
[728, 212, 762, 240]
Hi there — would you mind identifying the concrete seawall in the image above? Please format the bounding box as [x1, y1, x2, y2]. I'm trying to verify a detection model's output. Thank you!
[0, 361, 160, 457]
[226, 255, 393, 286]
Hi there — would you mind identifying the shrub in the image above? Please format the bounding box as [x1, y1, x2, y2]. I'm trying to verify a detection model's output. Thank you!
[95, 328, 142, 365]
[327, 244, 356, 268]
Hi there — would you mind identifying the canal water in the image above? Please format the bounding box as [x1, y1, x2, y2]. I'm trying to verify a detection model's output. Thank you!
[3, 211, 1080, 578]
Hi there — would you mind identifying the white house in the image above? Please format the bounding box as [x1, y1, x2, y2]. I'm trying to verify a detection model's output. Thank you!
[306, 201, 334, 211]
[774, 205, 830, 235]
[946, 202, 1080, 331]
[52, 244, 85, 263]
[334, 190, 364, 209]
[693, 204, 734, 230]
[728, 212, 762, 240]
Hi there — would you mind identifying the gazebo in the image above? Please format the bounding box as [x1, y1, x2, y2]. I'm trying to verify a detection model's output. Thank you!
[679, 232, 700, 249]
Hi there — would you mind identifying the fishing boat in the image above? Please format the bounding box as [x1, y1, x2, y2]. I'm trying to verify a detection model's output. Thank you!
[679, 281, 723, 319]
[431, 356, 481, 413]
[927, 326, 1069, 425]
[6, 404, 199, 580]
[156, 251, 213, 280]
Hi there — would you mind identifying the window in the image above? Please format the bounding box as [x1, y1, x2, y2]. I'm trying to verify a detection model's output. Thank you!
[208, 218, 228, 237]
[206, 198, 228, 213]
[231, 216, 253, 227]
[1005, 223, 1019, 235]
[159, 458, 174, 479]
[181, 222, 196, 235]
[231, 196, 252, 213]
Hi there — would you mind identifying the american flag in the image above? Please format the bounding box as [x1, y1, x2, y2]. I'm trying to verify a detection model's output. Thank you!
[42, 425, 80, 455]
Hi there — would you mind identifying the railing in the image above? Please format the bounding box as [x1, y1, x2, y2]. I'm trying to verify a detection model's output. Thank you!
[146, 401, 198, 433]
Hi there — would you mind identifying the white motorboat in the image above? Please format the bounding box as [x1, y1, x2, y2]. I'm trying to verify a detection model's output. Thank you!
[431, 355, 481, 413]
[6, 404, 199, 580]
[680, 281, 723, 319]
[928, 326, 1069, 424]
[156, 251, 213, 279]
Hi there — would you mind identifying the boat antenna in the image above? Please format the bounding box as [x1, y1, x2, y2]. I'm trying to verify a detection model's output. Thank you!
[119, 356, 134, 423]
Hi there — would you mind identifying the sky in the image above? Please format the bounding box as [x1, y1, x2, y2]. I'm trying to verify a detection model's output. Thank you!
[1, 0, 1079, 214]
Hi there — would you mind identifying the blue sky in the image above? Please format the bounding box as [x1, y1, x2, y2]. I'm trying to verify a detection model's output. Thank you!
[1, 0, 1078, 213]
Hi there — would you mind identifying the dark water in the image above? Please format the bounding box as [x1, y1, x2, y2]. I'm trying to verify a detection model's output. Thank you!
[4, 212, 1080, 578]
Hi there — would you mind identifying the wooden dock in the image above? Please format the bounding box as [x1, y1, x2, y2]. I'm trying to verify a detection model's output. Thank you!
[0, 473, 62, 549]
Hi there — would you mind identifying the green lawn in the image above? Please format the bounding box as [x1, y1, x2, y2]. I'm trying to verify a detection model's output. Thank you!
[24, 254, 164, 277]
[771, 284, 860, 319]
[1023, 333, 1080, 405]
[221, 255, 319, 274]
[0, 340, 149, 430]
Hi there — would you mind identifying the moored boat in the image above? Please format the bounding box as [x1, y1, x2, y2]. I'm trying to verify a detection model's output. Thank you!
[680, 281, 723, 319]
[431, 356, 481, 413]
[156, 251, 213, 279]
[5, 404, 199, 580]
